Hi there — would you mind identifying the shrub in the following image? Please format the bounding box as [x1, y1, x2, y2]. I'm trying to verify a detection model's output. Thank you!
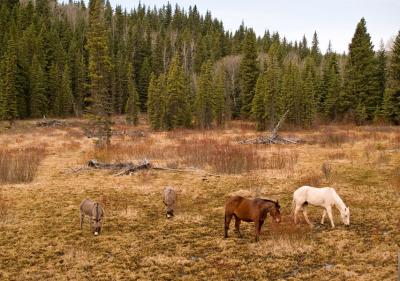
[0, 146, 46, 184]
[177, 138, 267, 174]
[321, 162, 332, 180]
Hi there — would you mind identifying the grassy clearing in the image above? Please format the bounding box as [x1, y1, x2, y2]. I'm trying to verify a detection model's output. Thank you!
[0, 120, 399, 280]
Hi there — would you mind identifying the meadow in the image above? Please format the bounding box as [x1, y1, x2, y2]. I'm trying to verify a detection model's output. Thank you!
[0, 118, 399, 280]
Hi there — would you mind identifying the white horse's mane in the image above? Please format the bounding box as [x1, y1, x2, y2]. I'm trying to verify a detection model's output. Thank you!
[332, 189, 346, 212]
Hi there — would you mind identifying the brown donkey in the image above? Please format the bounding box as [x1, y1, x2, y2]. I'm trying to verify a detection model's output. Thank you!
[224, 196, 281, 242]
[80, 199, 104, 236]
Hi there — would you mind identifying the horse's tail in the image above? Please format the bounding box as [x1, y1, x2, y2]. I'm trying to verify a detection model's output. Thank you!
[291, 197, 296, 216]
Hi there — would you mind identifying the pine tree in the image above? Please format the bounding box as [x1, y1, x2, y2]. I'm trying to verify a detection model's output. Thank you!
[213, 70, 226, 127]
[47, 62, 61, 115]
[30, 55, 47, 118]
[311, 31, 322, 65]
[196, 60, 214, 129]
[147, 73, 163, 129]
[86, 0, 113, 146]
[374, 41, 387, 121]
[343, 18, 380, 121]
[0, 37, 18, 125]
[324, 60, 341, 120]
[302, 66, 317, 127]
[239, 29, 259, 118]
[54, 64, 74, 117]
[383, 31, 400, 124]
[264, 51, 282, 129]
[125, 63, 140, 125]
[251, 71, 267, 130]
[138, 57, 151, 111]
[163, 55, 191, 129]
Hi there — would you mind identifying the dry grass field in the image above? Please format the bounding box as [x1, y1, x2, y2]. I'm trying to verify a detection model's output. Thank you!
[0, 117, 399, 280]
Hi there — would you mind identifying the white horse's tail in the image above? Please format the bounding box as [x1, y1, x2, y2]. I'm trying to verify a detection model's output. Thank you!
[291, 197, 296, 216]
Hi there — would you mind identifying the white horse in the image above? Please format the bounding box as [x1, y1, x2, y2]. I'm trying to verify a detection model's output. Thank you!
[292, 186, 350, 228]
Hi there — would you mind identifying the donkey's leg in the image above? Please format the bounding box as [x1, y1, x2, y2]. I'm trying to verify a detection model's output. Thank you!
[302, 208, 314, 227]
[320, 209, 327, 225]
[234, 215, 242, 238]
[326, 206, 335, 228]
[80, 212, 84, 229]
[224, 213, 233, 238]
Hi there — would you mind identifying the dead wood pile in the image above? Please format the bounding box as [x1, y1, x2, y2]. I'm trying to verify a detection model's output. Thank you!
[238, 110, 303, 144]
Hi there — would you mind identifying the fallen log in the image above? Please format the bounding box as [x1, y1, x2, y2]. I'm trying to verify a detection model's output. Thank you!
[37, 119, 66, 127]
[88, 159, 151, 175]
[83, 159, 219, 177]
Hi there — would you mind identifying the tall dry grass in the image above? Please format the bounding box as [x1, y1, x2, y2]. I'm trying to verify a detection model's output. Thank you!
[177, 138, 267, 174]
[0, 146, 46, 183]
[0, 193, 10, 220]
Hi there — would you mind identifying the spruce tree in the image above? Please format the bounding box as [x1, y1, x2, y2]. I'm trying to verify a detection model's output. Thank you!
[30, 55, 48, 118]
[213, 70, 226, 127]
[138, 57, 151, 111]
[163, 55, 191, 129]
[54, 64, 74, 117]
[239, 29, 259, 118]
[86, 0, 113, 146]
[374, 41, 387, 121]
[311, 31, 322, 65]
[383, 31, 400, 124]
[48, 62, 60, 115]
[324, 59, 341, 120]
[147, 73, 162, 130]
[343, 18, 380, 121]
[125, 63, 140, 125]
[264, 51, 282, 129]
[196, 60, 214, 129]
[251, 71, 267, 130]
[0, 37, 18, 125]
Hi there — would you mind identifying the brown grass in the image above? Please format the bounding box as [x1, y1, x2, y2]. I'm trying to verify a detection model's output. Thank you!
[0, 193, 10, 221]
[0, 146, 46, 184]
[296, 172, 323, 187]
[0, 120, 399, 280]
[177, 138, 267, 174]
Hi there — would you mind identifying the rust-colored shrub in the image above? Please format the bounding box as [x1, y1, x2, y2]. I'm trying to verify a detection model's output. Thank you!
[0, 146, 46, 184]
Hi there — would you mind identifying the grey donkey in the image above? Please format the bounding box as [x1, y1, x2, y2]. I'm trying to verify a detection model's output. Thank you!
[80, 199, 104, 236]
[163, 187, 176, 218]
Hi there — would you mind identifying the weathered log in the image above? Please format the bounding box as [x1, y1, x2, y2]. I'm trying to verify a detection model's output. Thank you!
[88, 159, 151, 175]
[37, 119, 65, 127]
[271, 109, 289, 139]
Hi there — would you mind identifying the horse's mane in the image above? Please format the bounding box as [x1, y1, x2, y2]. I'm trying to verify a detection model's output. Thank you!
[260, 198, 280, 208]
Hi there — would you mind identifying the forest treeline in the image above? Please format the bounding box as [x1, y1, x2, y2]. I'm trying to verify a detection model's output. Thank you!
[0, 0, 399, 130]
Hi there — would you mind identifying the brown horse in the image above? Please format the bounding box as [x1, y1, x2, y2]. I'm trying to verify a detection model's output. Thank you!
[224, 196, 281, 242]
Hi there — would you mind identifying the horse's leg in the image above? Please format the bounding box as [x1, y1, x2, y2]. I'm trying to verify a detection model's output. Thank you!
[326, 206, 335, 228]
[224, 212, 233, 238]
[320, 209, 327, 225]
[254, 221, 261, 242]
[294, 205, 302, 224]
[234, 215, 242, 238]
[302, 208, 314, 227]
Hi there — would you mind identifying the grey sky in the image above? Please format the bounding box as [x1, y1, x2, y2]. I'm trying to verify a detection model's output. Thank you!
[104, 0, 399, 53]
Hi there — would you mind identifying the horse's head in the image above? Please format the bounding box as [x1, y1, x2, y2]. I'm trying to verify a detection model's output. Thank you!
[341, 207, 350, 226]
[270, 201, 281, 223]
